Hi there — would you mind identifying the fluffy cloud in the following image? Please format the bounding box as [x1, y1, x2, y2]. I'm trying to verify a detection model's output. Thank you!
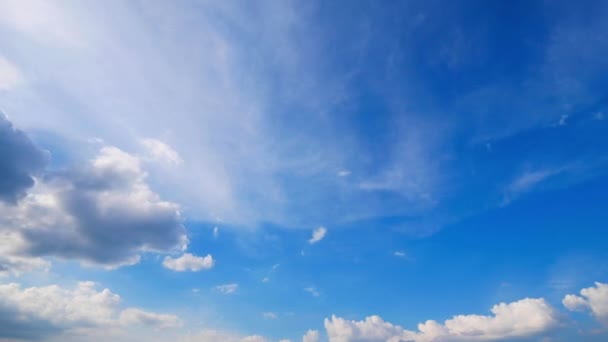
[0, 127, 188, 268]
[0, 112, 48, 204]
[325, 315, 412, 342]
[0, 253, 49, 277]
[302, 329, 320, 342]
[325, 298, 558, 341]
[215, 283, 239, 295]
[309, 227, 327, 244]
[0, 281, 180, 340]
[163, 253, 214, 272]
[563, 282, 608, 325]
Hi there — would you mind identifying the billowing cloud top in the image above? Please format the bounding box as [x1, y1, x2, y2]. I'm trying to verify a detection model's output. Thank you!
[0, 116, 188, 269]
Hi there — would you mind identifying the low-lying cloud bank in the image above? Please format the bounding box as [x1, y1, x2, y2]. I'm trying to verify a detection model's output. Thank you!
[0, 281, 180, 341]
[325, 297, 558, 342]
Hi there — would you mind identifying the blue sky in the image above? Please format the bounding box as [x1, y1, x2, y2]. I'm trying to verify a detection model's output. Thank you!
[0, 0, 607, 341]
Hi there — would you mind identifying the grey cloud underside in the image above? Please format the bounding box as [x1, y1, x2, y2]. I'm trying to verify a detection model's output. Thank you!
[0, 307, 61, 340]
[0, 115, 187, 268]
[0, 113, 48, 204]
[22, 172, 186, 265]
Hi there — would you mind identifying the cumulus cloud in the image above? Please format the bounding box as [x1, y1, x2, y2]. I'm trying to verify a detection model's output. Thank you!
[0, 135, 188, 268]
[215, 283, 239, 295]
[0, 281, 180, 340]
[309, 227, 327, 244]
[325, 298, 558, 341]
[0, 253, 49, 277]
[302, 329, 320, 342]
[563, 282, 608, 325]
[163, 253, 214, 272]
[0, 112, 48, 204]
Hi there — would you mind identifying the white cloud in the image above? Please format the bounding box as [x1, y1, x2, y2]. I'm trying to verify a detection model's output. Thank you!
[0, 253, 49, 277]
[302, 329, 320, 342]
[0, 56, 22, 91]
[0, 0, 446, 230]
[262, 312, 277, 320]
[163, 253, 214, 272]
[0, 281, 180, 340]
[563, 282, 608, 325]
[216, 283, 239, 295]
[325, 298, 558, 341]
[0, 146, 188, 269]
[262, 277, 270, 283]
[213, 226, 219, 238]
[562, 294, 588, 312]
[140, 138, 183, 165]
[337, 170, 351, 177]
[309, 227, 327, 244]
[394, 251, 406, 258]
[119, 308, 181, 329]
[502, 168, 562, 205]
[305, 287, 320, 297]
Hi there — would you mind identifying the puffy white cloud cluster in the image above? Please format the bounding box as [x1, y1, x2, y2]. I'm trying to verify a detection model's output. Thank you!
[324, 298, 558, 342]
[163, 253, 214, 272]
[0, 114, 194, 271]
[563, 282, 608, 325]
[302, 329, 320, 342]
[0, 281, 180, 340]
[0, 146, 189, 269]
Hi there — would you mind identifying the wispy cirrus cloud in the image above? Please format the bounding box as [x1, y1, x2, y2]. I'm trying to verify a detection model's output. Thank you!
[216, 283, 239, 295]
